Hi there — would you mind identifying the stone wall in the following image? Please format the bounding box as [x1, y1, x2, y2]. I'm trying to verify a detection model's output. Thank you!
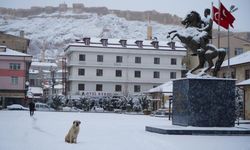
[0, 32, 30, 53]
[0, 5, 181, 25]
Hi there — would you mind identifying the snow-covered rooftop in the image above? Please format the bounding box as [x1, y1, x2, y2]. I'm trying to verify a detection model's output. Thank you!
[31, 61, 57, 67]
[146, 80, 173, 96]
[29, 69, 39, 74]
[0, 46, 31, 57]
[28, 87, 43, 94]
[237, 79, 250, 86]
[221, 51, 250, 67]
[67, 38, 186, 51]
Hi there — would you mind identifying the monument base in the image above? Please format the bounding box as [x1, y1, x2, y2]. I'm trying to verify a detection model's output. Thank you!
[145, 125, 250, 135]
[172, 78, 236, 127]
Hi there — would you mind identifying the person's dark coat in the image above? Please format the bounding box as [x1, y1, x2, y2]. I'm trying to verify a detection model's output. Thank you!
[29, 102, 35, 111]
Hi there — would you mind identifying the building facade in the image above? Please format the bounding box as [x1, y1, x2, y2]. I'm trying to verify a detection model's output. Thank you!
[65, 38, 186, 97]
[218, 51, 250, 119]
[0, 31, 30, 53]
[0, 46, 32, 107]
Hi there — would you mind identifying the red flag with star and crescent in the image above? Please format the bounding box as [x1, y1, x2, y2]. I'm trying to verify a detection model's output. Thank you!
[213, 2, 235, 29]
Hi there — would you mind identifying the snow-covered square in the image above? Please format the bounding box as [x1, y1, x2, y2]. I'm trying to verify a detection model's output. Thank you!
[0, 111, 250, 150]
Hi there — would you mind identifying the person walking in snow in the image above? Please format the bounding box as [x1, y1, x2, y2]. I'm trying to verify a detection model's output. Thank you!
[29, 100, 35, 116]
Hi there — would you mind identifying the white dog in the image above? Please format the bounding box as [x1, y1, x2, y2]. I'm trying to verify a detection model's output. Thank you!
[65, 120, 81, 143]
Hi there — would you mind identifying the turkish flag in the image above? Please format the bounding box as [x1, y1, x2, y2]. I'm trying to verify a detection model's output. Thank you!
[220, 3, 235, 28]
[213, 3, 235, 29]
[213, 6, 229, 29]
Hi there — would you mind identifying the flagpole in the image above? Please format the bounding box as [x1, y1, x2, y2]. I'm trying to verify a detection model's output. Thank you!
[227, 26, 230, 78]
[227, 5, 238, 78]
[211, 2, 213, 44]
[218, 0, 221, 48]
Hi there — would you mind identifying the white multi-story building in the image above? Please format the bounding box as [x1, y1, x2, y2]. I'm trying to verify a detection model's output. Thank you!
[64, 38, 186, 97]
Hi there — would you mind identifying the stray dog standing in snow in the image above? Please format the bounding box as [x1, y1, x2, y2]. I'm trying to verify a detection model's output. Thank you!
[65, 120, 81, 143]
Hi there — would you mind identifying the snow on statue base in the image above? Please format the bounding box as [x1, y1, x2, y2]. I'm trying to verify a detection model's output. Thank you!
[172, 77, 236, 127]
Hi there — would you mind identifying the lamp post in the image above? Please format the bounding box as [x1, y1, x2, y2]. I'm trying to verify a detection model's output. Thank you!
[50, 66, 56, 96]
[227, 5, 238, 78]
[25, 81, 29, 104]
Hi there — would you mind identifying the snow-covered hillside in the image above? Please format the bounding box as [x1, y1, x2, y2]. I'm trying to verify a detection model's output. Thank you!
[0, 11, 181, 59]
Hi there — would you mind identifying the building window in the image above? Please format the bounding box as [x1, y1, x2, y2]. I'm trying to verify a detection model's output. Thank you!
[245, 69, 250, 80]
[135, 57, 141, 64]
[96, 69, 103, 76]
[79, 54, 85, 61]
[116, 70, 122, 77]
[134, 85, 141, 92]
[231, 71, 236, 79]
[115, 85, 122, 92]
[97, 55, 103, 62]
[78, 68, 85, 76]
[11, 76, 18, 85]
[222, 73, 226, 78]
[153, 71, 160, 78]
[234, 48, 243, 56]
[96, 84, 103, 91]
[134, 71, 141, 78]
[116, 56, 123, 63]
[154, 57, 160, 64]
[78, 84, 85, 90]
[171, 58, 177, 65]
[170, 72, 176, 79]
[10, 63, 21, 70]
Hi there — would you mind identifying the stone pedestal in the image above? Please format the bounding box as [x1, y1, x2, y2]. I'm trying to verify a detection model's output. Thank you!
[172, 78, 236, 127]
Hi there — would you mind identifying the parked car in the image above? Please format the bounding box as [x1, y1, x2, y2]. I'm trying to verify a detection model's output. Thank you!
[62, 106, 82, 112]
[7, 104, 28, 111]
[35, 103, 54, 111]
[91, 106, 104, 112]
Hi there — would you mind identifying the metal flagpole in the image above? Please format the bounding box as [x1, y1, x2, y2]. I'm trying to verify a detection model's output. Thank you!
[227, 5, 238, 78]
[218, 0, 221, 49]
[211, 2, 213, 44]
[227, 25, 230, 78]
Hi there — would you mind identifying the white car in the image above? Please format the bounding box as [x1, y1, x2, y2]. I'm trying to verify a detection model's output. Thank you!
[35, 103, 54, 111]
[62, 106, 82, 112]
[7, 104, 28, 111]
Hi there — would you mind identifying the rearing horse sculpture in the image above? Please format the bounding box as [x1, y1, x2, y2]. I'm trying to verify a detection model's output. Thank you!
[168, 11, 226, 76]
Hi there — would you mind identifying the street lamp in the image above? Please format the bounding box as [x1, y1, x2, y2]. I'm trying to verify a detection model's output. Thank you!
[25, 81, 30, 103]
[50, 66, 57, 96]
[227, 5, 238, 78]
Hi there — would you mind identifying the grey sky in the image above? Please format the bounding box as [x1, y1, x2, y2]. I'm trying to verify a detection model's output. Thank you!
[0, 0, 249, 32]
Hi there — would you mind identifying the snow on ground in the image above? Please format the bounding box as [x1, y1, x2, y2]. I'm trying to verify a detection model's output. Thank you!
[0, 110, 250, 150]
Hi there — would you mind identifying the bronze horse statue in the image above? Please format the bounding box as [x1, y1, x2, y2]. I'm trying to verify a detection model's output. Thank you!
[168, 11, 226, 76]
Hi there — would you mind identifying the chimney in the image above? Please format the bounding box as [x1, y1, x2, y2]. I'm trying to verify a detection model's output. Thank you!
[151, 41, 159, 49]
[147, 14, 152, 40]
[119, 39, 127, 47]
[83, 37, 91, 45]
[135, 40, 143, 48]
[20, 30, 24, 38]
[100, 38, 108, 47]
[167, 41, 176, 50]
[0, 46, 6, 52]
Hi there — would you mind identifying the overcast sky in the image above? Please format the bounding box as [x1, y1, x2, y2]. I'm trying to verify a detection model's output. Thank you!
[1, 0, 249, 32]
